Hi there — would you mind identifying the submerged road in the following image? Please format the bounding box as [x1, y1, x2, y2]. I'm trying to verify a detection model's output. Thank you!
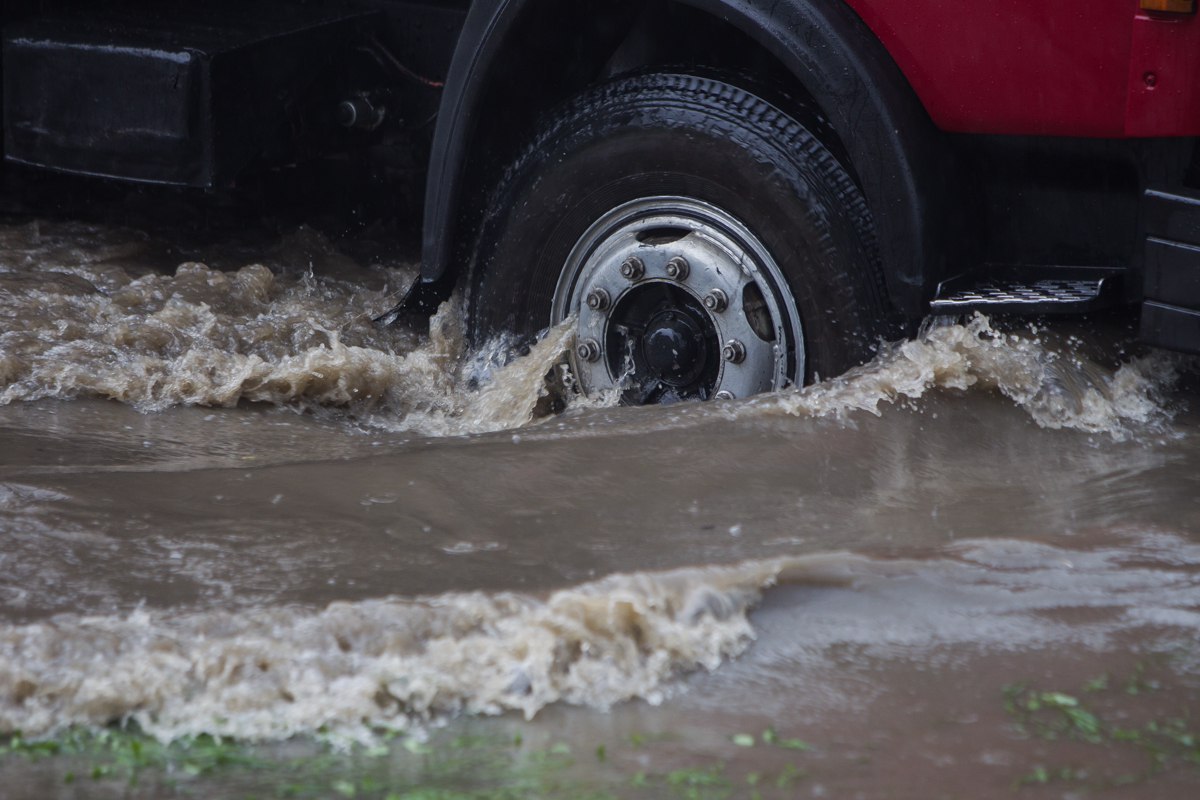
[1, 219, 1198, 798]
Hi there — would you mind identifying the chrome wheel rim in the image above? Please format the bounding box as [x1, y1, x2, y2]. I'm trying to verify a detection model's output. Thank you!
[551, 196, 804, 403]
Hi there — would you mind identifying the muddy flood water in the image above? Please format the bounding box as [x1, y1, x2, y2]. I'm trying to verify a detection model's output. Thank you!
[1, 219, 1199, 799]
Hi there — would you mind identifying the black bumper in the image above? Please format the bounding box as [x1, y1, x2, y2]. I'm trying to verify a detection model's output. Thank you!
[2, 3, 375, 188]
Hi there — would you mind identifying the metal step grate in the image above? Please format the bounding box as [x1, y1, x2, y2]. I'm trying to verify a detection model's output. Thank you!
[930, 274, 1115, 315]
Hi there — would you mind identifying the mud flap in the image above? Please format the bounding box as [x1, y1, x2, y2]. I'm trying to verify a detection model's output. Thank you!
[374, 275, 454, 326]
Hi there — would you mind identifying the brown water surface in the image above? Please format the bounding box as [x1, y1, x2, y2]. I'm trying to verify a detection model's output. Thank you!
[1, 220, 1198, 797]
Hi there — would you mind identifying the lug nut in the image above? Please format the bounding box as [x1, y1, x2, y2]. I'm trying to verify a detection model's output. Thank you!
[703, 289, 728, 313]
[619, 256, 645, 281]
[585, 288, 610, 311]
[665, 256, 690, 281]
[722, 339, 746, 364]
[714, 390, 736, 401]
[576, 338, 602, 363]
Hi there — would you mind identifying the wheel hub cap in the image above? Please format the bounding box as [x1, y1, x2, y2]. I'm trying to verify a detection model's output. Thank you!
[551, 197, 804, 403]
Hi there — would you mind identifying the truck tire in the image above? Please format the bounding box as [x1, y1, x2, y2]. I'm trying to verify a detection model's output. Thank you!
[468, 72, 891, 403]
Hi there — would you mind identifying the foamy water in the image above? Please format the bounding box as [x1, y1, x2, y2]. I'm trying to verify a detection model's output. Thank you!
[2, 219, 1197, 752]
[5, 534, 1199, 745]
[748, 315, 1183, 439]
[0, 221, 590, 437]
[0, 562, 779, 742]
[0, 220, 1185, 440]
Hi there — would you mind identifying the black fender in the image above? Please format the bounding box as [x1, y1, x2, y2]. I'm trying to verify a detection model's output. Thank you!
[418, 0, 946, 318]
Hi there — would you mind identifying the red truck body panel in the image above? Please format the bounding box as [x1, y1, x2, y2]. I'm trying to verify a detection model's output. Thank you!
[845, 1, 1200, 137]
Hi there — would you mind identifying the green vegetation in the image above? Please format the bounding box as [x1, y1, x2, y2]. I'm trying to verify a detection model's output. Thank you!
[1003, 661, 1200, 791]
[2, 728, 268, 780]
[732, 728, 811, 751]
[1, 726, 589, 800]
[0, 721, 818, 800]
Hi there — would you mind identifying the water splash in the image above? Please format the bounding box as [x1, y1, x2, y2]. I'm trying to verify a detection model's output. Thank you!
[0, 221, 1186, 438]
[0, 562, 780, 743]
[0, 222, 585, 436]
[752, 314, 1184, 438]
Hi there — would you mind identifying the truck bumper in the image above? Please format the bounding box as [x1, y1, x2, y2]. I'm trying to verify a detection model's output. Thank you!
[2, 5, 374, 188]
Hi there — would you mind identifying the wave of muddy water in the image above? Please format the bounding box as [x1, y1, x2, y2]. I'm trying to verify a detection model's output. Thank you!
[2, 219, 1200, 797]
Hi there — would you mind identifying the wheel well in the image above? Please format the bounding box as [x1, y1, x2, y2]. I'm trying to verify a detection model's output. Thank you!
[451, 0, 855, 263]
[425, 0, 946, 321]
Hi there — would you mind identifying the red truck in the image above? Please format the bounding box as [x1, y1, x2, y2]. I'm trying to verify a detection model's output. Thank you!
[4, 1, 1199, 403]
